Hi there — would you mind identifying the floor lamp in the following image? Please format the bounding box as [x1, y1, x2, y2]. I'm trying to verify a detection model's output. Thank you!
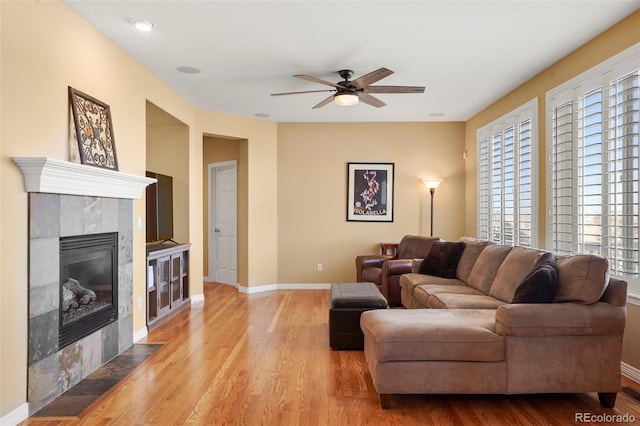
[423, 179, 443, 237]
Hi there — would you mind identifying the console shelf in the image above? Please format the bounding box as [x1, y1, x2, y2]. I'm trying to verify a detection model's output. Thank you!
[146, 242, 191, 329]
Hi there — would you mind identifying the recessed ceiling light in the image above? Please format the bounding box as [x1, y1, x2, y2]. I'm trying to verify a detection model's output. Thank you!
[176, 66, 201, 74]
[254, 113, 270, 118]
[130, 19, 153, 32]
[428, 112, 445, 117]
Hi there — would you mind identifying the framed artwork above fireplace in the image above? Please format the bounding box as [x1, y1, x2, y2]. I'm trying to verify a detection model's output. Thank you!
[69, 86, 119, 171]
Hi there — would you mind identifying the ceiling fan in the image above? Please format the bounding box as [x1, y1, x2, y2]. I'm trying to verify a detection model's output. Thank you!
[271, 68, 425, 109]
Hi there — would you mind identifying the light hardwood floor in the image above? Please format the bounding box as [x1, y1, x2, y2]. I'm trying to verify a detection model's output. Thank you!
[23, 283, 640, 425]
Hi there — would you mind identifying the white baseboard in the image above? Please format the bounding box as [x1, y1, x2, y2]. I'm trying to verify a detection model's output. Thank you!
[238, 283, 332, 294]
[277, 283, 332, 290]
[1, 402, 28, 426]
[133, 326, 148, 343]
[622, 362, 640, 384]
[239, 283, 278, 294]
[191, 294, 205, 305]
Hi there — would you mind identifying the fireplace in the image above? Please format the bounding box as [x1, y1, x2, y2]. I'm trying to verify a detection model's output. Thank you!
[14, 158, 155, 415]
[59, 232, 118, 348]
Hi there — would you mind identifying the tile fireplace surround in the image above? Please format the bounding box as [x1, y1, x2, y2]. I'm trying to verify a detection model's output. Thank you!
[14, 157, 154, 414]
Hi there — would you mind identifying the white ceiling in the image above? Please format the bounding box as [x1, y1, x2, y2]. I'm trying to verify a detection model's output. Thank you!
[64, 1, 639, 123]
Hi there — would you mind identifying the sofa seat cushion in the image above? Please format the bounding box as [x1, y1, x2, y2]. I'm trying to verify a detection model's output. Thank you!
[360, 309, 504, 362]
[428, 293, 507, 309]
[361, 267, 382, 285]
[399, 273, 464, 294]
[414, 283, 484, 307]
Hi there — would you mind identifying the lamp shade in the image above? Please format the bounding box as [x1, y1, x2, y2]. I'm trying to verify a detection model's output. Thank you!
[334, 93, 359, 106]
[423, 178, 443, 189]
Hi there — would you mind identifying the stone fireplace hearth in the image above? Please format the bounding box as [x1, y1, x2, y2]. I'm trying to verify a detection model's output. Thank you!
[14, 157, 155, 415]
[28, 193, 133, 414]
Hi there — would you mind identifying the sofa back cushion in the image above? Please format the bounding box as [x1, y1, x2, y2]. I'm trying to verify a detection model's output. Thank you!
[467, 244, 512, 294]
[397, 235, 439, 259]
[489, 247, 548, 302]
[456, 237, 491, 283]
[418, 241, 466, 278]
[553, 254, 609, 304]
[512, 252, 559, 303]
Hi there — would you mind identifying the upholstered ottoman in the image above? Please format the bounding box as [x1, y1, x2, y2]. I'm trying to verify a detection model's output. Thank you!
[329, 282, 389, 350]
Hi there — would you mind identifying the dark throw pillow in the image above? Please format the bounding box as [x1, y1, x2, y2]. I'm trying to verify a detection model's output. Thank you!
[418, 241, 466, 279]
[512, 253, 559, 303]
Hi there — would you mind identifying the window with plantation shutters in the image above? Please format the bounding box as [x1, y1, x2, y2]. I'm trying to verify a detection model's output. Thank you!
[547, 43, 640, 296]
[477, 99, 538, 247]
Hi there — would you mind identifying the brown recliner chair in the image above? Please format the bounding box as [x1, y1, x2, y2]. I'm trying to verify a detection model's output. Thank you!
[355, 235, 439, 306]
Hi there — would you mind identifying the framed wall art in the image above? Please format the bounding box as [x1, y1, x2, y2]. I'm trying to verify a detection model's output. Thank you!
[69, 87, 118, 170]
[347, 162, 394, 222]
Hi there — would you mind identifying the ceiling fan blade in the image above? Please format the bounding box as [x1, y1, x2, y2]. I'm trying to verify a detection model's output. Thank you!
[271, 89, 335, 96]
[358, 92, 386, 108]
[312, 95, 335, 109]
[351, 68, 394, 88]
[363, 85, 425, 94]
[294, 74, 341, 88]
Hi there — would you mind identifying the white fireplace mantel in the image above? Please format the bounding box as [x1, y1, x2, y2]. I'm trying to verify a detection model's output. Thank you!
[13, 157, 156, 199]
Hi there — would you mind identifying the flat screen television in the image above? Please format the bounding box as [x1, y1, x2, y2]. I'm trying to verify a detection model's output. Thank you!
[146, 171, 174, 243]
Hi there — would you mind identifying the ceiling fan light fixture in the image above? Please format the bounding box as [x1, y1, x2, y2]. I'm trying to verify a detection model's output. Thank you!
[334, 92, 359, 106]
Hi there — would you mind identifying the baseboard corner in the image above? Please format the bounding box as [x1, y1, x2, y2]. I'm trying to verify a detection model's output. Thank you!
[191, 293, 205, 305]
[622, 362, 640, 384]
[1, 402, 29, 426]
[133, 326, 148, 343]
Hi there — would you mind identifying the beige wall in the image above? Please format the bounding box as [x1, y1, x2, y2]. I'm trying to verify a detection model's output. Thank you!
[277, 122, 466, 283]
[146, 102, 190, 244]
[202, 136, 242, 278]
[463, 10, 640, 372]
[195, 110, 278, 288]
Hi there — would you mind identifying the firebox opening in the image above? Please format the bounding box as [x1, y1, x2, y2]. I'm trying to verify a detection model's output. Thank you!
[59, 232, 118, 348]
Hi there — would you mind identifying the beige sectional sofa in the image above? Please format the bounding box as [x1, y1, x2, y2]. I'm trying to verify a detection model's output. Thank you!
[360, 238, 628, 409]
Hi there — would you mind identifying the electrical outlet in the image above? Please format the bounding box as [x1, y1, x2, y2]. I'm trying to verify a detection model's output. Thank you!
[137, 216, 143, 230]
[137, 296, 142, 310]
[317, 263, 323, 272]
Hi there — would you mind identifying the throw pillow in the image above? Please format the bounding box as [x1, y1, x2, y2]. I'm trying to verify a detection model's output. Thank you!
[418, 241, 466, 279]
[512, 253, 559, 303]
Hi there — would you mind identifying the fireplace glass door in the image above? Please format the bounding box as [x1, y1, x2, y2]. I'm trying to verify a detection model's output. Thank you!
[59, 232, 118, 348]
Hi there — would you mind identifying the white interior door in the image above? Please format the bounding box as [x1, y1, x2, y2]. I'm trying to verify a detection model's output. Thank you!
[209, 161, 237, 286]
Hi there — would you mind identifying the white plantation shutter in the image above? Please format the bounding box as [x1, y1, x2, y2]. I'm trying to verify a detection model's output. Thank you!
[477, 137, 491, 241]
[477, 99, 538, 247]
[607, 71, 640, 279]
[547, 43, 640, 294]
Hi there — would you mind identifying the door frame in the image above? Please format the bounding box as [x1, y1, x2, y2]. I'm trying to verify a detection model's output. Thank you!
[207, 160, 238, 285]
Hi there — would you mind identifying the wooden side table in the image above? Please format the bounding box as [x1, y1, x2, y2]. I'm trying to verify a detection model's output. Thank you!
[380, 243, 398, 257]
